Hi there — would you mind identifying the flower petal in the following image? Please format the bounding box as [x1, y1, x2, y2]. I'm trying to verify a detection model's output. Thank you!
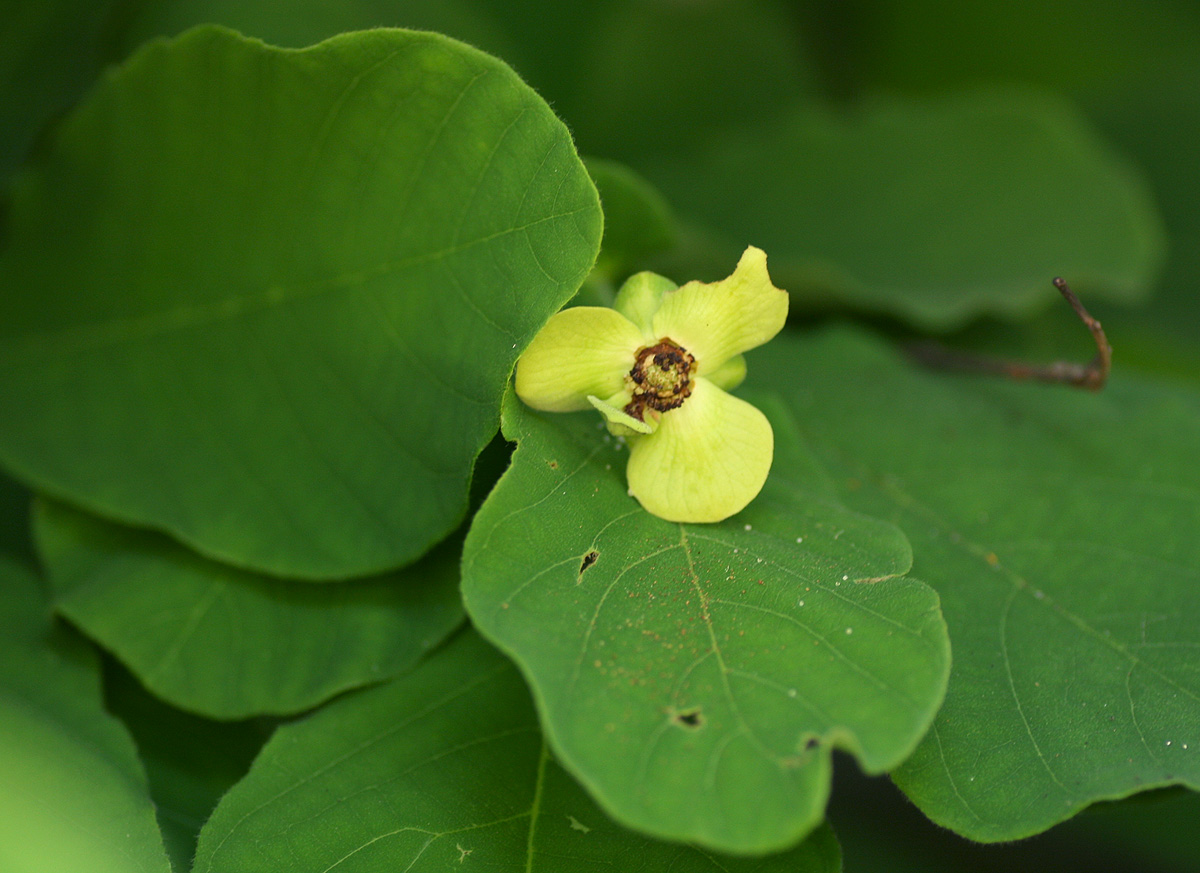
[626, 377, 773, 522]
[703, 354, 746, 391]
[651, 246, 787, 372]
[588, 391, 655, 436]
[514, 307, 642, 412]
[613, 271, 678, 338]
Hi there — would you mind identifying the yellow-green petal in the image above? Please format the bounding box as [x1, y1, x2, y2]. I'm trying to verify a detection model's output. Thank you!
[613, 271, 678, 338]
[651, 245, 788, 372]
[514, 307, 642, 412]
[703, 354, 746, 391]
[588, 391, 655, 436]
[625, 377, 773, 523]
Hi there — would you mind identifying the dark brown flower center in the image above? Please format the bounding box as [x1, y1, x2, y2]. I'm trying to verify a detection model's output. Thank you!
[624, 338, 695, 421]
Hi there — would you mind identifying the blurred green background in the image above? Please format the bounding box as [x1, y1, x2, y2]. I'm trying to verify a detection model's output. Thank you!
[6, 0, 1198, 378]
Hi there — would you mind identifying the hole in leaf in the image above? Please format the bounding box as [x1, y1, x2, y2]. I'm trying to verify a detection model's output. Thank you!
[579, 551, 599, 574]
[673, 707, 704, 730]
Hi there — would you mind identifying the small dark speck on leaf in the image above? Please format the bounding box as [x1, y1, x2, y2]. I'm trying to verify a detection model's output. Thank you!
[548, 459, 558, 469]
[673, 708, 704, 730]
[580, 551, 599, 574]
[803, 737, 819, 751]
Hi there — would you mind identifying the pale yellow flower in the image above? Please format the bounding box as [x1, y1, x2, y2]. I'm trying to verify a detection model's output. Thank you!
[515, 246, 787, 522]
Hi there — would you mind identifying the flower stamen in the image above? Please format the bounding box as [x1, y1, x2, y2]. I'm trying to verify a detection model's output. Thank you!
[625, 338, 695, 421]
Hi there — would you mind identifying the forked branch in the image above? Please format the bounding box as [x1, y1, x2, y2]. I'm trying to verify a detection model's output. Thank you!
[908, 278, 1112, 391]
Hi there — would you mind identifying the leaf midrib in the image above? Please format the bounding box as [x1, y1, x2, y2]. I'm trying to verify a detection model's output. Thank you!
[0, 208, 590, 366]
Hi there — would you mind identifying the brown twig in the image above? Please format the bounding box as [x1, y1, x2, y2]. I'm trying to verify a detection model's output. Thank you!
[907, 278, 1112, 391]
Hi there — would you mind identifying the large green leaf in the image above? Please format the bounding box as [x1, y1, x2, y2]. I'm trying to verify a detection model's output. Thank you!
[646, 89, 1163, 329]
[0, 558, 171, 873]
[751, 326, 1200, 841]
[0, 25, 602, 579]
[193, 630, 841, 871]
[35, 498, 463, 718]
[125, 0, 613, 133]
[461, 391, 950, 853]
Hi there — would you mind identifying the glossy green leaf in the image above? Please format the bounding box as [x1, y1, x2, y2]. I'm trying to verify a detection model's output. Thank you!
[751, 326, 1200, 841]
[461, 391, 950, 853]
[0, 25, 602, 579]
[194, 630, 841, 872]
[36, 498, 463, 719]
[0, 558, 171, 873]
[646, 89, 1163, 329]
